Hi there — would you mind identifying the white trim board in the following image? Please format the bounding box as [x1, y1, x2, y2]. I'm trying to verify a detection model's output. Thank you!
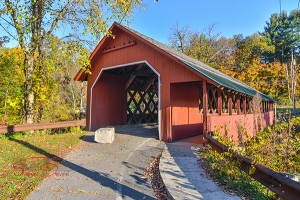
[90, 60, 162, 140]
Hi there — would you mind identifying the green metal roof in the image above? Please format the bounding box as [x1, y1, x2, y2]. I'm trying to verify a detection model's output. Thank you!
[120, 23, 276, 102]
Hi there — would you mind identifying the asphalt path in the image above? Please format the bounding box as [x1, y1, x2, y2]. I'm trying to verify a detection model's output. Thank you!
[27, 124, 164, 200]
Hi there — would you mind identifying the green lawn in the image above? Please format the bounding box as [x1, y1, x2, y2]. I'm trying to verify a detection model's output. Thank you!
[0, 128, 86, 199]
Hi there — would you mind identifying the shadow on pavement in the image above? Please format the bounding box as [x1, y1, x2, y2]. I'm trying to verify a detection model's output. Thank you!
[8, 136, 154, 199]
[162, 135, 205, 199]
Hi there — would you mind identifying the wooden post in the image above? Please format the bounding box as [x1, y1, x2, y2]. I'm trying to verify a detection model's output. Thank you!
[203, 80, 208, 134]
[249, 98, 252, 113]
[228, 92, 232, 115]
[270, 102, 273, 111]
[237, 94, 240, 115]
[243, 96, 247, 114]
[218, 89, 222, 115]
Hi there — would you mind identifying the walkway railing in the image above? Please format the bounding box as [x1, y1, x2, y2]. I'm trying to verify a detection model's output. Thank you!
[0, 120, 86, 134]
[205, 134, 300, 200]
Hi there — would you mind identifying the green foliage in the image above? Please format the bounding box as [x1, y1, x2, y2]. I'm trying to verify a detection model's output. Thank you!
[199, 146, 275, 199]
[169, 10, 300, 104]
[244, 118, 300, 173]
[233, 33, 274, 73]
[32, 36, 87, 122]
[0, 0, 143, 124]
[0, 47, 25, 124]
[263, 10, 300, 63]
[0, 39, 87, 124]
[212, 117, 300, 173]
[205, 117, 300, 198]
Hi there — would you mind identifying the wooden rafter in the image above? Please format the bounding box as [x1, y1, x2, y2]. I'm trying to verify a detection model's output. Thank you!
[125, 75, 137, 89]
[144, 78, 155, 92]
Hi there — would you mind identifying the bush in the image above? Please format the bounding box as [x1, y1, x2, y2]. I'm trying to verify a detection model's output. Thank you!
[200, 117, 300, 199]
[243, 117, 300, 173]
[199, 146, 275, 199]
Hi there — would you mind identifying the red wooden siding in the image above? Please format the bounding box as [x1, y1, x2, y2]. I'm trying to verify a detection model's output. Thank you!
[80, 24, 275, 142]
[90, 73, 127, 130]
[207, 111, 275, 140]
[171, 82, 203, 141]
[86, 26, 203, 141]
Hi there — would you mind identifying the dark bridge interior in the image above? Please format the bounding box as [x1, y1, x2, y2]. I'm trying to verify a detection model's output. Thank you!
[106, 63, 158, 124]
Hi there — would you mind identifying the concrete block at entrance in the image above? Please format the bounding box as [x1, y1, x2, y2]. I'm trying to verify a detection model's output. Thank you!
[95, 128, 115, 143]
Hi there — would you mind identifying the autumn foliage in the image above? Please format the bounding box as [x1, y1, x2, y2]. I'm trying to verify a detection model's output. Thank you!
[169, 10, 300, 106]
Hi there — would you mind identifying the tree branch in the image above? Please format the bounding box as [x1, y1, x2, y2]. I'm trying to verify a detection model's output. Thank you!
[0, 15, 14, 27]
[0, 23, 18, 41]
[4, 0, 26, 49]
[43, 0, 71, 40]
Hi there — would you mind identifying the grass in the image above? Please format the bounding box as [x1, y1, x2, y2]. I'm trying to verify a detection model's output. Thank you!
[0, 127, 86, 200]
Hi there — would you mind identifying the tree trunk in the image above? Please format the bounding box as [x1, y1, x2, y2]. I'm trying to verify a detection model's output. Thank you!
[25, 54, 35, 124]
[291, 50, 297, 115]
[286, 63, 291, 104]
[80, 82, 84, 120]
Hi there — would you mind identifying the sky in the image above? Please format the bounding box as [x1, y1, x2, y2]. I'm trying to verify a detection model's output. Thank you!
[1, 0, 299, 48]
[129, 0, 299, 44]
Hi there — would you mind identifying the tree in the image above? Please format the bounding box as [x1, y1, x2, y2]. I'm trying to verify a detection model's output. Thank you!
[169, 22, 190, 53]
[0, 0, 142, 124]
[0, 47, 25, 124]
[40, 36, 87, 122]
[231, 33, 274, 73]
[0, 36, 9, 47]
[169, 24, 235, 69]
[263, 10, 300, 112]
[263, 10, 300, 63]
[168, 24, 287, 101]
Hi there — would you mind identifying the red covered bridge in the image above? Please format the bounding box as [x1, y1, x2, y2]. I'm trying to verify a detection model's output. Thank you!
[75, 22, 275, 142]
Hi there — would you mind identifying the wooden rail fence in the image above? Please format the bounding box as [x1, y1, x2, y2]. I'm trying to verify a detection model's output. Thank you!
[0, 120, 86, 134]
[205, 133, 300, 199]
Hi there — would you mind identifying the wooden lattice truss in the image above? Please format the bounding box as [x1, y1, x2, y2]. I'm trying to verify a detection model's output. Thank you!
[107, 63, 158, 124]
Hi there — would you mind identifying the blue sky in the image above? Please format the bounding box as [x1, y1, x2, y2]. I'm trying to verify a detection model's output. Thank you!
[130, 0, 299, 44]
[2, 0, 298, 48]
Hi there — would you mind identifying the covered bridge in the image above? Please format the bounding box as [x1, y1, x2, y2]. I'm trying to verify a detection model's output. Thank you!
[75, 22, 275, 142]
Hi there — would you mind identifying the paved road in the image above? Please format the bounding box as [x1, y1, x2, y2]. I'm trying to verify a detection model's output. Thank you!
[27, 124, 164, 200]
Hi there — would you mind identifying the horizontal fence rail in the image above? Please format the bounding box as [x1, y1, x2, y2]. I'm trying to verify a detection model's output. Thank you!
[0, 120, 86, 134]
[205, 134, 300, 200]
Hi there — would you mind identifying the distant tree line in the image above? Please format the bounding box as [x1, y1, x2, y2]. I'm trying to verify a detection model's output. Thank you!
[169, 10, 300, 108]
[0, 6, 299, 124]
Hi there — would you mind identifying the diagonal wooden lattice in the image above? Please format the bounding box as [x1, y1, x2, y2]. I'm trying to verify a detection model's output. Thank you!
[246, 97, 250, 113]
[207, 85, 218, 114]
[127, 90, 158, 124]
[240, 96, 244, 113]
[222, 90, 229, 113]
[199, 85, 203, 114]
[232, 94, 237, 113]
